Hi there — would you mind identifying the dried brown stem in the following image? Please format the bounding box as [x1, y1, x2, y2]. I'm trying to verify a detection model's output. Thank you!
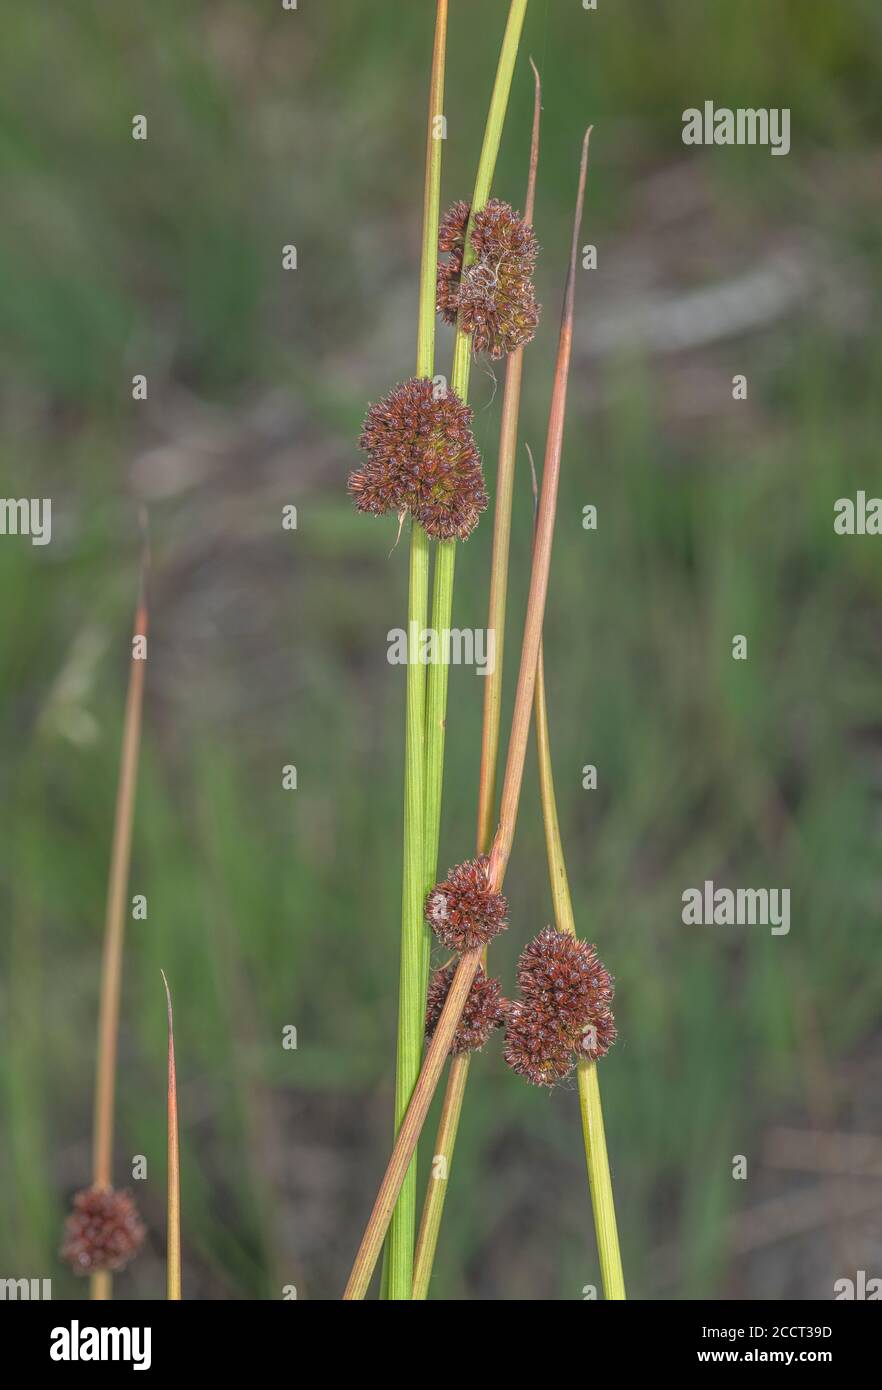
[90, 527, 149, 1300]
[343, 949, 481, 1300]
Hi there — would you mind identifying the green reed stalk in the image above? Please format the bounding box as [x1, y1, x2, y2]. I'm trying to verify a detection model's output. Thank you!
[412, 57, 541, 1300]
[385, 0, 448, 1301]
[160, 970, 182, 1301]
[535, 638, 625, 1299]
[388, 0, 530, 1300]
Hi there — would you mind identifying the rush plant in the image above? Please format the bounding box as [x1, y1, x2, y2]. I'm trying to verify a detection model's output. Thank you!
[348, 0, 531, 1299]
[344, 127, 594, 1301]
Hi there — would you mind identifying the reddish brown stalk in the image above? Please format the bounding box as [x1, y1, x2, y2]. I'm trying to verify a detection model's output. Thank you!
[475, 56, 542, 854]
[344, 129, 593, 1300]
[343, 948, 481, 1299]
[90, 526, 149, 1300]
[413, 59, 543, 1300]
[487, 125, 591, 890]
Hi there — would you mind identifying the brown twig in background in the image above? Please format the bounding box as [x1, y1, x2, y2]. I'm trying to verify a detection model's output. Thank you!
[89, 520, 149, 1300]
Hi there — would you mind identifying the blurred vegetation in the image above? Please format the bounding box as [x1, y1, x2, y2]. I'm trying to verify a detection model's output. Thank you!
[0, 0, 881, 1299]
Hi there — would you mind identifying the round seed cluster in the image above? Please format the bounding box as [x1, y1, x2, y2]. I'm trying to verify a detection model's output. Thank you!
[61, 1186, 146, 1275]
[425, 962, 507, 1055]
[348, 377, 487, 541]
[437, 199, 540, 359]
[504, 927, 616, 1087]
[424, 854, 508, 952]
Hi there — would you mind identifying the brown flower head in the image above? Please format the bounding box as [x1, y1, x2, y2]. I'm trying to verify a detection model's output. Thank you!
[504, 930, 617, 1086]
[348, 377, 487, 540]
[437, 199, 540, 358]
[516, 926, 614, 1041]
[425, 854, 508, 952]
[503, 998, 575, 1088]
[425, 962, 507, 1055]
[61, 1186, 146, 1275]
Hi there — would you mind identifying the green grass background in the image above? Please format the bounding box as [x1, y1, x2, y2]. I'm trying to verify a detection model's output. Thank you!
[1, 0, 880, 1298]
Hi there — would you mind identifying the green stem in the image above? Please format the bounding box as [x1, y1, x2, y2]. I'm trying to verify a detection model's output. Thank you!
[423, 538, 456, 885]
[577, 1060, 624, 1299]
[386, 0, 448, 1301]
[384, 0, 529, 1299]
[535, 639, 626, 1300]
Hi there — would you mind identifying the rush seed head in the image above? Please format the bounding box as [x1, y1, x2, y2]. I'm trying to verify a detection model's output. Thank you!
[348, 377, 487, 540]
[436, 200, 470, 323]
[504, 930, 617, 1086]
[503, 999, 575, 1087]
[61, 1186, 146, 1275]
[516, 925, 614, 1031]
[436, 199, 540, 359]
[425, 853, 508, 951]
[425, 962, 507, 1055]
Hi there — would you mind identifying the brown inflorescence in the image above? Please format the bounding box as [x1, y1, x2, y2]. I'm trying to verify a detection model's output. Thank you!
[503, 998, 577, 1086]
[61, 1186, 146, 1275]
[516, 925, 613, 1019]
[425, 962, 507, 1055]
[348, 377, 487, 541]
[436, 198, 539, 359]
[424, 854, 508, 952]
[504, 928, 616, 1087]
